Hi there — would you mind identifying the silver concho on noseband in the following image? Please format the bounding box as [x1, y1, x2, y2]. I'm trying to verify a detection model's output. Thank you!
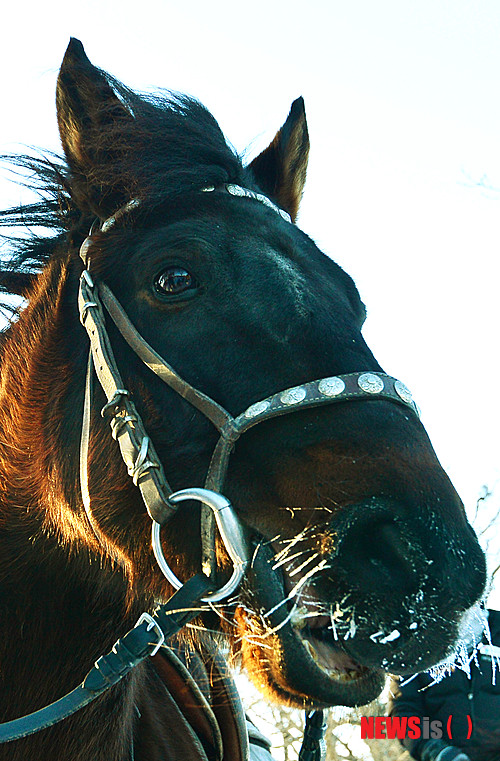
[280, 387, 308, 405]
[394, 380, 414, 404]
[358, 373, 385, 394]
[318, 377, 346, 397]
[244, 400, 272, 419]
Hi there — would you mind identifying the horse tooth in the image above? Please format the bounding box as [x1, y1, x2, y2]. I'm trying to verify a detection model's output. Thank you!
[303, 639, 318, 662]
[317, 661, 332, 676]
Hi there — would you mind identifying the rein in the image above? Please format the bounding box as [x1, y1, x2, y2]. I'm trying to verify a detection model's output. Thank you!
[0, 184, 420, 758]
[0, 574, 213, 743]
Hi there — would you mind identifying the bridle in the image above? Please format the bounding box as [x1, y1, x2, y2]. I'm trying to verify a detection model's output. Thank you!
[0, 183, 420, 756]
[78, 183, 420, 596]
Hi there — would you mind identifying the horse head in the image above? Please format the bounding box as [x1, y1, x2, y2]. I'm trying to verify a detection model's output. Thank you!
[0, 38, 486, 721]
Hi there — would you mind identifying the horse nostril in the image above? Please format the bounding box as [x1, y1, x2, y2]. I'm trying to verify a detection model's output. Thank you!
[336, 517, 421, 595]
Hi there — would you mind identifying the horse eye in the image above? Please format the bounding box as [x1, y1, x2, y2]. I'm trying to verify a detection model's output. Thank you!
[154, 267, 197, 297]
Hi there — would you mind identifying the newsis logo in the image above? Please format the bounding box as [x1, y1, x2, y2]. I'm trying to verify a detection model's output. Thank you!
[360, 716, 473, 741]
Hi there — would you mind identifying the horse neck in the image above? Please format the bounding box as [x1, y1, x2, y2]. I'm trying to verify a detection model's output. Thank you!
[0, 253, 130, 565]
[0, 254, 80, 514]
[0, 255, 144, 759]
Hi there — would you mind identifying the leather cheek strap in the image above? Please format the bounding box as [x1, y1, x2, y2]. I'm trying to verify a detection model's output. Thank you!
[79, 272, 177, 526]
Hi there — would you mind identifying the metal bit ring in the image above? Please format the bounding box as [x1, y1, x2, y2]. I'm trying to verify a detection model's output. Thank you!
[152, 488, 249, 603]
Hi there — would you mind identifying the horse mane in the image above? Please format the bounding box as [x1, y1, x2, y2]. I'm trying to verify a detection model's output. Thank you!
[0, 75, 246, 312]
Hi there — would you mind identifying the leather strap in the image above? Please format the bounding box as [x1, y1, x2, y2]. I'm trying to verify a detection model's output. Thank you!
[204, 372, 419, 492]
[99, 283, 234, 434]
[79, 272, 176, 526]
[0, 574, 213, 743]
[152, 637, 251, 761]
[232, 373, 418, 434]
[96, 281, 240, 575]
[202, 647, 250, 761]
[96, 280, 238, 571]
[298, 711, 327, 761]
[151, 650, 223, 760]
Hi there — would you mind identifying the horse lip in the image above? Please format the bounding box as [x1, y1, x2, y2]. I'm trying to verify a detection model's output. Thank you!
[240, 537, 385, 706]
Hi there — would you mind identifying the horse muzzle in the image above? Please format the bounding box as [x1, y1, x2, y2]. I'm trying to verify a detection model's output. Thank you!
[325, 497, 487, 674]
[235, 493, 486, 707]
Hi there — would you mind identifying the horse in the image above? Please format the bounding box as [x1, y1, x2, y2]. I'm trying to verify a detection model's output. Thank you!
[0, 37, 486, 760]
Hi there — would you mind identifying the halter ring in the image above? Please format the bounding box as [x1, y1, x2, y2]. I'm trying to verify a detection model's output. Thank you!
[152, 488, 249, 603]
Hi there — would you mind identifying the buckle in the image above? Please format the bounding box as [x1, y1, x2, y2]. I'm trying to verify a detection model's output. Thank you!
[135, 613, 165, 656]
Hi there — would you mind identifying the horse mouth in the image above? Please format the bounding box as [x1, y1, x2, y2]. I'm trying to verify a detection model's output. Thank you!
[228, 490, 487, 707]
[294, 618, 369, 683]
[234, 540, 385, 708]
[285, 574, 370, 684]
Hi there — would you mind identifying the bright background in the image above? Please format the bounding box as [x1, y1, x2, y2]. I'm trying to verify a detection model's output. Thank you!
[1, 1, 499, 602]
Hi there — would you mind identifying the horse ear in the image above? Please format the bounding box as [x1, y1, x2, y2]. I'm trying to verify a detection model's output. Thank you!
[56, 38, 133, 217]
[248, 97, 309, 222]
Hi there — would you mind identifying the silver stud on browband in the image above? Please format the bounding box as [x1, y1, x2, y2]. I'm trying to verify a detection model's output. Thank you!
[100, 199, 141, 233]
[318, 377, 346, 397]
[225, 184, 292, 223]
[97, 184, 291, 237]
[280, 387, 307, 405]
[202, 184, 291, 223]
[358, 373, 385, 394]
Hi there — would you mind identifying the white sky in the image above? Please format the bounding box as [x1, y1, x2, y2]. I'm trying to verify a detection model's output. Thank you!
[1, 0, 499, 602]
